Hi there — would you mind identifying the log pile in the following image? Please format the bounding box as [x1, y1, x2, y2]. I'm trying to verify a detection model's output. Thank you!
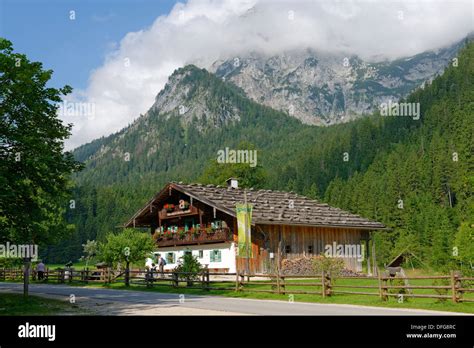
[280, 256, 366, 277]
[281, 257, 316, 275]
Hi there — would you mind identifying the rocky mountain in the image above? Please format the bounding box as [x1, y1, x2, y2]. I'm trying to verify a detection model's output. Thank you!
[148, 65, 242, 130]
[211, 39, 465, 125]
[72, 65, 306, 185]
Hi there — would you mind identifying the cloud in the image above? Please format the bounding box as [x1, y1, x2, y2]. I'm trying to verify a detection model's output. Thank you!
[63, 0, 473, 150]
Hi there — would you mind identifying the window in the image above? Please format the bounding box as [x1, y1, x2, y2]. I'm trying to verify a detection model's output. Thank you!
[308, 245, 313, 254]
[210, 250, 222, 262]
[184, 250, 192, 256]
[285, 245, 291, 254]
[198, 250, 204, 259]
[166, 252, 175, 264]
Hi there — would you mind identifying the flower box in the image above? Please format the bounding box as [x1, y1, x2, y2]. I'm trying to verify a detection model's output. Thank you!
[164, 203, 175, 213]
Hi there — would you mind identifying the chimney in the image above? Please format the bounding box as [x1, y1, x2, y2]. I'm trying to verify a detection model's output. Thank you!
[226, 177, 238, 189]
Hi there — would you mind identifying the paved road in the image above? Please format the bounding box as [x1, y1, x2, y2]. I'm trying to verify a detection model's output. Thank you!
[0, 282, 466, 316]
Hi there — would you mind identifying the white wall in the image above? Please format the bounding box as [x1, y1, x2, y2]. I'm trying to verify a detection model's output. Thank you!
[153, 242, 236, 273]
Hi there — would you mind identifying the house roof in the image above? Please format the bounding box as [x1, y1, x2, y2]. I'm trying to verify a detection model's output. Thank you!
[124, 182, 387, 230]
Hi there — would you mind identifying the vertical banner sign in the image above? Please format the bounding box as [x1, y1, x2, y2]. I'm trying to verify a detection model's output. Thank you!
[236, 203, 253, 258]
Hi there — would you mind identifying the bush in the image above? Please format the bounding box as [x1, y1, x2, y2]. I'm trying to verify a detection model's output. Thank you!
[312, 255, 345, 277]
[174, 253, 202, 286]
[0, 258, 23, 269]
[433, 278, 450, 303]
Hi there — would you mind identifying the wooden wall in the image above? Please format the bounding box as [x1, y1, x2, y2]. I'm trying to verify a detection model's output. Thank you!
[235, 224, 370, 274]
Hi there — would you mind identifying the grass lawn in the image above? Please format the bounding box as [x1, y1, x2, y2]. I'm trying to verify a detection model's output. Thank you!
[0, 293, 86, 315]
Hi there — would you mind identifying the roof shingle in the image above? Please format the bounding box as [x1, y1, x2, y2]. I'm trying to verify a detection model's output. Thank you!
[162, 182, 387, 230]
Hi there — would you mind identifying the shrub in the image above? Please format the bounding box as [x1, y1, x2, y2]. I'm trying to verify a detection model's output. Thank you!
[388, 277, 409, 302]
[433, 278, 450, 303]
[312, 255, 345, 277]
[174, 253, 202, 286]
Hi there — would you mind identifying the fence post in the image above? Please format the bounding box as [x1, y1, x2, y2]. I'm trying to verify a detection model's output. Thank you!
[455, 271, 462, 302]
[326, 272, 332, 297]
[451, 271, 459, 303]
[235, 272, 239, 292]
[172, 272, 178, 287]
[381, 273, 388, 301]
[276, 273, 281, 294]
[377, 268, 383, 300]
[125, 264, 130, 287]
[240, 273, 245, 291]
[205, 268, 210, 290]
[280, 275, 286, 295]
[150, 269, 155, 287]
[321, 271, 326, 297]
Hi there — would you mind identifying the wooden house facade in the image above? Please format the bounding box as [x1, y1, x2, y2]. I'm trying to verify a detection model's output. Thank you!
[124, 180, 386, 274]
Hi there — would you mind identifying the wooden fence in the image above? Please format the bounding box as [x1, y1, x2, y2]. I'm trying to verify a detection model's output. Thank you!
[1, 267, 473, 304]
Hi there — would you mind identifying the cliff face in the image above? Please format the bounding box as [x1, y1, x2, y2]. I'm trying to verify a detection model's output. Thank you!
[211, 40, 463, 125]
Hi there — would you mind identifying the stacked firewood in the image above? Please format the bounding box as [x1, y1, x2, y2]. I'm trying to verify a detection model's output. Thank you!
[281, 257, 315, 275]
[280, 256, 366, 277]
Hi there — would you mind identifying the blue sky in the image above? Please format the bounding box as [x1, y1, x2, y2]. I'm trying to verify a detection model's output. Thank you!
[0, 0, 178, 90]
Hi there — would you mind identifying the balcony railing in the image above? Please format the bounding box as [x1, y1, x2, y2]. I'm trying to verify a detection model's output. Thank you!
[153, 228, 233, 247]
[158, 205, 199, 220]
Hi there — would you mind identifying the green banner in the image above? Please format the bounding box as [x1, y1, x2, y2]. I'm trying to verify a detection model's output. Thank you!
[236, 203, 253, 258]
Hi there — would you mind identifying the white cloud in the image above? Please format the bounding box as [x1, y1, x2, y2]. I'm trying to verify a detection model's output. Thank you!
[64, 0, 473, 150]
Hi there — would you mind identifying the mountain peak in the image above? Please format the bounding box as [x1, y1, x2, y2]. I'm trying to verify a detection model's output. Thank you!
[148, 64, 242, 130]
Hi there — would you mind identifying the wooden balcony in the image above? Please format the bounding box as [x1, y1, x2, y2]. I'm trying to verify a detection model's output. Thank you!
[159, 205, 199, 220]
[154, 228, 233, 247]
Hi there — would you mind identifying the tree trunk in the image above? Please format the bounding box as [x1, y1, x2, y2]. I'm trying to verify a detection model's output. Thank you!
[23, 257, 31, 298]
[125, 261, 130, 287]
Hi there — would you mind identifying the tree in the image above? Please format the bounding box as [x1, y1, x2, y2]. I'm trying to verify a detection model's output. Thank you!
[0, 39, 83, 296]
[174, 252, 202, 286]
[99, 229, 155, 286]
[199, 141, 267, 188]
[453, 223, 474, 274]
[80, 240, 98, 268]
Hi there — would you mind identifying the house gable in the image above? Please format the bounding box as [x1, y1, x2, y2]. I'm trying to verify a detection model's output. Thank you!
[124, 182, 386, 230]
